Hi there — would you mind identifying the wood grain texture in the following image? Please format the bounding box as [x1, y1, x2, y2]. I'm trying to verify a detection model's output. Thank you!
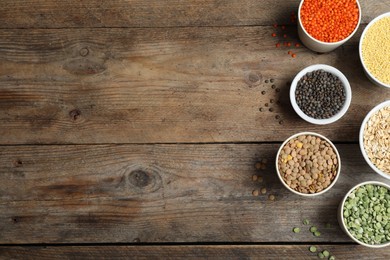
[0, 144, 388, 243]
[1, 27, 389, 144]
[1, 245, 390, 259]
[0, 0, 389, 28]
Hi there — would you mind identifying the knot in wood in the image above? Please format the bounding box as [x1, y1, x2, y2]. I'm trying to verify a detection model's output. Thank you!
[128, 170, 151, 188]
[126, 166, 162, 193]
[69, 109, 81, 120]
[245, 71, 262, 87]
[79, 47, 89, 57]
[13, 159, 23, 167]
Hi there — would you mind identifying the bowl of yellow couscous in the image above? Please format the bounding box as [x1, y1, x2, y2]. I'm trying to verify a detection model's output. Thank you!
[359, 12, 390, 88]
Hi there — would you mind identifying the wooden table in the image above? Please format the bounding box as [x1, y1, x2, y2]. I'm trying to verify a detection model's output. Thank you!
[1, 1, 389, 259]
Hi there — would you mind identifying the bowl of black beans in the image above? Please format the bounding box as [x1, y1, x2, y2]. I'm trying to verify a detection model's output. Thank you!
[290, 64, 352, 125]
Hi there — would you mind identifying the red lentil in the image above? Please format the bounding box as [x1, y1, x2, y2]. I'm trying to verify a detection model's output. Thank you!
[272, 33, 277, 37]
[276, 43, 281, 48]
[292, 53, 297, 58]
[300, 0, 359, 43]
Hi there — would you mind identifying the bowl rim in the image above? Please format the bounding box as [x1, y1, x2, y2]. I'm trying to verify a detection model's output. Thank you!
[275, 131, 341, 197]
[339, 181, 390, 248]
[359, 12, 390, 88]
[290, 64, 352, 125]
[298, 0, 361, 45]
[359, 100, 390, 180]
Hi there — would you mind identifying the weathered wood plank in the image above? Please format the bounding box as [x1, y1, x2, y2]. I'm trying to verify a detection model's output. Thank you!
[1, 27, 389, 144]
[0, 144, 388, 243]
[0, 0, 388, 28]
[0, 245, 389, 260]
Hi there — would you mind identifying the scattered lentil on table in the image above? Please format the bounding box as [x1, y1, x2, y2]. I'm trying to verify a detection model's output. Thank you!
[300, 0, 359, 42]
[361, 16, 390, 85]
[343, 184, 390, 245]
[278, 134, 338, 194]
[363, 106, 390, 175]
[295, 69, 346, 119]
[322, 250, 330, 257]
[293, 227, 301, 233]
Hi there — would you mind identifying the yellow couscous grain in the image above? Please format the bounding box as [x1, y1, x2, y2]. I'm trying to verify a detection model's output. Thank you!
[361, 16, 390, 85]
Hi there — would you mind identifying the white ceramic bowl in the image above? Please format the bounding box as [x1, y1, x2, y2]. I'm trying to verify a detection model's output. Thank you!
[298, 0, 361, 53]
[338, 181, 390, 248]
[359, 100, 390, 180]
[275, 132, 341, 197]
[290, 64, 352, 125]
[359, 12, 390, 88]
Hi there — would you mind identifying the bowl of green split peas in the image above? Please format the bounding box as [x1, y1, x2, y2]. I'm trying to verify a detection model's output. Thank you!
[338, 181, 390, 248]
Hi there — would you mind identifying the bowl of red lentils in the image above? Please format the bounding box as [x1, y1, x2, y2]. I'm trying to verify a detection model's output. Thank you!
[359, 12, 390, 88]
[298, 0, 361, 53]
[276, 132, 341, 196]
[290, 64, 352, 125]
[359, 100, 390, 180]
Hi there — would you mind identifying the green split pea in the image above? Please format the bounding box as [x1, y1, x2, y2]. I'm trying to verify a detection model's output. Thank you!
[343, 184, 390, 245]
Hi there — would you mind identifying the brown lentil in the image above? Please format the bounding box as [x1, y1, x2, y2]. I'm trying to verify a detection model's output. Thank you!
[252, 189, 259, 196]
[252, 175, 258, 181]
[255, 162, 262, 170]
[268, 194, 275, 201]
[261, 187, 267, 194]
[278, 134, 339, 194]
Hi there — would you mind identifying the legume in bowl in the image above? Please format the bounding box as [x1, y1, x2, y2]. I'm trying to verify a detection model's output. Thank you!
[298, 0, 361, 52]
[290, 64, 352, 125]
[338, 181, 390, 248]
[359, 12, 390, 88]
[276, 132, 341, 197]
[359, 100, 390, 180]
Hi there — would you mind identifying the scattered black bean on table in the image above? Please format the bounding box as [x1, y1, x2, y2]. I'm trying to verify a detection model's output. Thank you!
[295, 69, 346, 119]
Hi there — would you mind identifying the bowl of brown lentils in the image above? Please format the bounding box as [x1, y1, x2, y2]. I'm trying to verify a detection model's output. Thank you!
[290, 64, 352, 125]
[276, 132, 341, 196]
[359, 100, 390, 180]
